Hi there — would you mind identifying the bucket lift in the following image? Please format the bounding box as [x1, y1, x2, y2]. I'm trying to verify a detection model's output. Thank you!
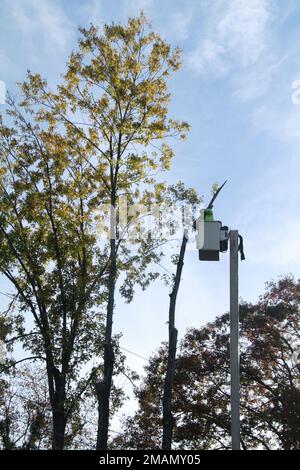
[195, 181, 229, 261]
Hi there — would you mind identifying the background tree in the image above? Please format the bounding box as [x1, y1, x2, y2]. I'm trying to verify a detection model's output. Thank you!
[0, 363, 110, 450]
[0, 365, 52, 449]
[114, 276, 300, 450]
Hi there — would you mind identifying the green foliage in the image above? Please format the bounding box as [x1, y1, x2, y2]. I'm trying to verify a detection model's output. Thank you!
[0, 13, 193, 448]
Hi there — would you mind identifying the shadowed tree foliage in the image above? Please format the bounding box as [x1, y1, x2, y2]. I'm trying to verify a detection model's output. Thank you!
[0, 363, 114, 450]
[0, 96, 112, 449]
[114, 276, 300, 450]
[0, 365, 52, 449]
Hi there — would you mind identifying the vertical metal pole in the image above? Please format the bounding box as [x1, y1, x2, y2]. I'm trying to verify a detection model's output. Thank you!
[230, 230, 240, 450]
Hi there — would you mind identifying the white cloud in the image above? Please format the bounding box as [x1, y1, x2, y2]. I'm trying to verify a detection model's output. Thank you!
[0, 49, 11, 72]
[268, 219, 300, 267]
[123, 0, 153, 16]
[0, 80, 6, 104]
[131, 0, 153, 10]
[217, 0, 272, 66]
[252, 102, 300, 141]
[81, 0, 102, 26]
[188, 39, 228, 77]
[11, 0, 73, 49]
[243, 211, 300, 269]
[233, 54, 288, 102]
[13, 5, 32, 33]
[235, 146, 300, 273]
[167, 12, 192, 41]
[188, 0, 274, 76]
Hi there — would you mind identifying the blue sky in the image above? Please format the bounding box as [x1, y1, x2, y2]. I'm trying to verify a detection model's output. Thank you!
[1, 0, 300, 426]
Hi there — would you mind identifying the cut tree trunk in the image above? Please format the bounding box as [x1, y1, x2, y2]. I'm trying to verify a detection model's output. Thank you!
[162, 232, 188, 450]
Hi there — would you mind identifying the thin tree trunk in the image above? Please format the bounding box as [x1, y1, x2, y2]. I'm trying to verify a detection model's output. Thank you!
[96, 236, 116, 450]
[162, 232, 188, 450]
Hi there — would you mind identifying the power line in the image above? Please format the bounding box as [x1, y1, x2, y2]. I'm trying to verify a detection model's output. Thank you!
[0, 291, 15, 299]
[119, 346, 149, 362]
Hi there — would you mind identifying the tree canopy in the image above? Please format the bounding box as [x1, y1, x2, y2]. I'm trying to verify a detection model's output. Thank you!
[0, 13, 194, 449]
[114, 276, 300, 450]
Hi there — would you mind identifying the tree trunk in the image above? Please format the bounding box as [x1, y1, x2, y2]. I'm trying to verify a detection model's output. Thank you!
[96, 236, 116, 450]
[96, 343, 115, 449]
[162, 232, 188, 450]
[52, 410, 66, 450]
[50, 365, 67, 450]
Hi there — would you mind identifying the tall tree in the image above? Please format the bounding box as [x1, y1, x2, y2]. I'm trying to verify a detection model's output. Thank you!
[1, 13, 189, 449]
[0, 102, 111, 448]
